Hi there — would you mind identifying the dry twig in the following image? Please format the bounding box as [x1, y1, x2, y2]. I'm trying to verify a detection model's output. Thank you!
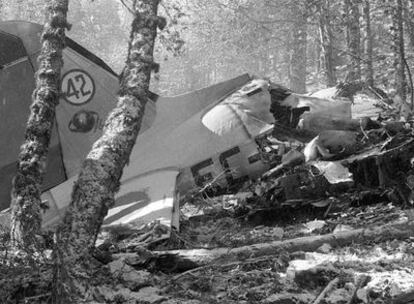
[312, 277, 339, 304]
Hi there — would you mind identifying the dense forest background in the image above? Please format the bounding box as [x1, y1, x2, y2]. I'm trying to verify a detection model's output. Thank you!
[1, 0, 413, 99]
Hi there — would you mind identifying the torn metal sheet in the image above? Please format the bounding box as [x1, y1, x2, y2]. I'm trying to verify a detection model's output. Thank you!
[343, 139, 414, 204]
[310, 161, 353, 184]
[309, 84, 384, 119]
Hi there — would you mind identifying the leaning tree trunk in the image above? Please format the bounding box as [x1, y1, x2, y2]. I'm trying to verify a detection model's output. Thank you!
[344, 0, 361, 82]
[363, 0, 374, 86]
[289, 0, 308, 94]
[10, 0, 69, 249]
[57, 0, 164, 261]
[51, 1, 164, 301]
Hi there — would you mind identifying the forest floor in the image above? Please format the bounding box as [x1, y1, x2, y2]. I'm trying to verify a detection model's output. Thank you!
[96, 198, 414, 304]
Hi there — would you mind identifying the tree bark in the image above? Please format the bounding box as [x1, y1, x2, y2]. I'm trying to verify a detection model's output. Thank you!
[10, 0, 69, 249]
[363, 0, 374, 86]
[392, 0, 407, 100]
[289, 0, 308, 93]
[57, 0, 164, 261]
[50, 1, 164, 301]
[344, 0, 361, 82]
[318, 0, 337, 87]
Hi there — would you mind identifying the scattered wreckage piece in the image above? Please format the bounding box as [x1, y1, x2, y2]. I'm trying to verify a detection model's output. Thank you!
[113, 215, 414, 273]
[309, 81, 392, 118]
[263, 82, 414, 210]
[256, 138, 414, 213]
[343, 138, 414, 205]
[304, 130, 360, 162]
[270, 83, 354, 136]
[178, 134, 414, 227]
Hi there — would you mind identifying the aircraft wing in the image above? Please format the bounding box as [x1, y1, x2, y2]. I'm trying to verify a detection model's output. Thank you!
[41, 168, 180, 239]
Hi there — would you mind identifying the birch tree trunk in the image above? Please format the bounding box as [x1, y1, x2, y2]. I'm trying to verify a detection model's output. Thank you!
[57, 0, 164, 259]
[10, 0, 69, 249]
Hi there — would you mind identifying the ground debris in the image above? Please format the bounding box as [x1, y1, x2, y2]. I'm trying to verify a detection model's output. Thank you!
[4, 83, 414, 304]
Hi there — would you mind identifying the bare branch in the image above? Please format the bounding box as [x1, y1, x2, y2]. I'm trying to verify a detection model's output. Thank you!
[119, 0, 134, 14]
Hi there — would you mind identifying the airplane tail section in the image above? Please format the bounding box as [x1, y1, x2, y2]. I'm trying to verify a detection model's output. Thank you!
[0, 21, 157, 211]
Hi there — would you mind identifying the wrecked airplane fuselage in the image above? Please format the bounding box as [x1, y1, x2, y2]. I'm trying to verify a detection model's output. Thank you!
[2, 20, 410, 244]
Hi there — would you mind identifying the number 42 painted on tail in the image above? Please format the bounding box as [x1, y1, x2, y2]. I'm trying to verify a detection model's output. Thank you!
[61, 69, 96, 106]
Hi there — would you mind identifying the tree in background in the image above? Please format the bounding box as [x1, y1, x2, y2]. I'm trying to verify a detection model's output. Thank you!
[289, 0, 308, 93]
[3, 0, 414, 96]
[10, 0, 69, 249]
[344, 0, 361, 82]
[318, 0, 337, 86]
[363, 0, 374, 86]
[405, 1, 414, 49]
[68, 0, 127, 72]
[392, 0, 407, 100]
[0, 0, 46, 22]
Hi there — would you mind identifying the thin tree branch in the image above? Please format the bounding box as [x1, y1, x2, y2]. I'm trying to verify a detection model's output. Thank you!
[119, 0, 134, 14]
